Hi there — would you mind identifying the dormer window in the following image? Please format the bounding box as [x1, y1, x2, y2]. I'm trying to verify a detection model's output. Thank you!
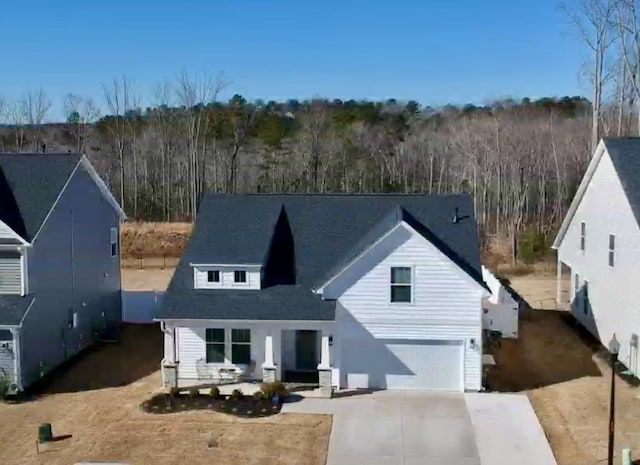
[234, 270, 247, 283]
[207, 270, 220, 283]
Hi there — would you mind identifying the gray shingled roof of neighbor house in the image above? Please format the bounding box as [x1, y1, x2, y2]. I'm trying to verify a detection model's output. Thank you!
[0, 295, 35, 326]
[0, 153, 82, 241]
[603, 138, 640, 226]
[158, 193, 486, 321]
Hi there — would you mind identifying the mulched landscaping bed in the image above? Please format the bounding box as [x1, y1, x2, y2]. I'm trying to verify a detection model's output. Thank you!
[141, 393, 282, 417]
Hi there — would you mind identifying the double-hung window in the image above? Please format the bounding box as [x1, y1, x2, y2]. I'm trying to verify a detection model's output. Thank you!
[231, 329, 251, 364]
[580, 222, 586, 252]
[205, 328, 251, 365]
[207, 270, 221, 283]
[234, 270, 247, 284]
[390, 266, 412, 303]
[608, 234, 615, 267]
[205, 329, 225, 363]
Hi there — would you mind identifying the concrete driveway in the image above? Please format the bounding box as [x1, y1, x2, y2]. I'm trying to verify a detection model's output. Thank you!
[283, 391, 479, 465]
[282, 391, 556, 465]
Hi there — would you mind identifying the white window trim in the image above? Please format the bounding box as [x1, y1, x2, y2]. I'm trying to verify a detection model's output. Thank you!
[232, 270, 249, 287]
[207, 270, 222, 283]
[389, 265, 414, 305]
[204, 328, 252, 366]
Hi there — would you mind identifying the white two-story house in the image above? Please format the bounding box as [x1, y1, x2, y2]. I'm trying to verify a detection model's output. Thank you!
[554, 138, 640, 377]
[156, 193, 489, 393]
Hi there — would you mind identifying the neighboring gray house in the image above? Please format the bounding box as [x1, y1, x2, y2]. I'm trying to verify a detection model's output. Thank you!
[554, 138, 640, 377]
[0, 153, 125, 392]
[157, 194, 489, 393]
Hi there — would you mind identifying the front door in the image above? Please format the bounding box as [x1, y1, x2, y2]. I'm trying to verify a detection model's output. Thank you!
[295, 330, 317, 370]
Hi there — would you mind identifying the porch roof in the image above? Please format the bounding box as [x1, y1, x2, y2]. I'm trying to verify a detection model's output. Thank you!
[159, 284, 335, 321]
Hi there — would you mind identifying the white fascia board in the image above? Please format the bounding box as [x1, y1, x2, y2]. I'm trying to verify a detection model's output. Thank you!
[190, 263, 262, 270]
[315, 220, 489, 297]
[0, 220, 29, 246]
[31, 156, 126, 243]
[79, 155, 127, 220]
[552, 139, 606, 249]
[314, 222, 405, 293]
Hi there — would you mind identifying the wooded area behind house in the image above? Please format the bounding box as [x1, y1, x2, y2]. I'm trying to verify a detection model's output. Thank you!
[0, 86, 595, 246]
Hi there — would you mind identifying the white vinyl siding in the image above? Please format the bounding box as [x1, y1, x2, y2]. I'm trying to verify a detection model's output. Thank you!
[193, 266, 261, 289]
[171, 320, 334, 383]
[558, 149, 640, 376]
[332, 224, 483, 391]
[0, 252, 22, 295]
[0, 220, 24, 243]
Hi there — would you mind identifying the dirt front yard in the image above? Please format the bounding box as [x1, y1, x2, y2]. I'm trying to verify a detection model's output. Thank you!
[0, 325, 331, 465]
[489, 273, 640, 465]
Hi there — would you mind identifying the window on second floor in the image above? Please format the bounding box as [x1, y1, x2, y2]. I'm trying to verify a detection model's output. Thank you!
[580, 222, 586, 252]
[207, 270, 221, 283]
[234, 270, 247, 284]
[390, 266, 412, 303]
[609, 234, 615, 267]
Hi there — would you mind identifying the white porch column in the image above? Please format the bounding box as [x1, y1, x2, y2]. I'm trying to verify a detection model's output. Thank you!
[161, 323, 178, 389]
[263, 335, 275, 368]
[318, 335, 331, 369]
[317, 335, 333, 397]
[262, 335, 277, 382]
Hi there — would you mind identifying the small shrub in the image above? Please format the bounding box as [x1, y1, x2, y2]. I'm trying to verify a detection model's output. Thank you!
[168, 386, 180, 397]
[209, 386, 220, 399]
[230, 388, 243, 400]
[518, 228, 549, 265]
[252, 390, 265, 401]
[188, 387, 199, 398]
[0, 375, 10, 400]
[260, 381, 287, 399]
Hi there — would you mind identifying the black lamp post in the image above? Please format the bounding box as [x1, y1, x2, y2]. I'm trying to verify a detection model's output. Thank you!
[607, 334, 620, 465]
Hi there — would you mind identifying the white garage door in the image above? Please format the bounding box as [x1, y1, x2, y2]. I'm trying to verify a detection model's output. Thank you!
[342, 339, 464, 391]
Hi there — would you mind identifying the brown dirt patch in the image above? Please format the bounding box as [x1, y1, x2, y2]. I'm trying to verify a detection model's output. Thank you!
[0, 325, 331, 465]
[490, 274, 640, 465]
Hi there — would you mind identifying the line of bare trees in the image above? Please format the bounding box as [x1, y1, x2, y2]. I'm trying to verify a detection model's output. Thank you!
[0, 78, 597, 261]
[565, 0, 640, 150]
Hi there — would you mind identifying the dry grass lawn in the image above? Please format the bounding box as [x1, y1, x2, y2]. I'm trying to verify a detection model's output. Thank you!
[490, 274, 640, 465]
[122, 222, 192, 259]
[122, 267, 176, 291]
[0, 325, 331, 465]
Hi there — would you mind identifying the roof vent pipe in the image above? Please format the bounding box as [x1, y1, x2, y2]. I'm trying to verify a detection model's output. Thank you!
[452, 207, 459, 224]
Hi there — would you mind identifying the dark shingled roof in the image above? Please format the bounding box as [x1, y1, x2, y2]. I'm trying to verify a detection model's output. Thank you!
[158, 193, 485, 321]
[0, 153, 82, 241]
[604, 138, 640, 226]
[0, 295, 35, 326]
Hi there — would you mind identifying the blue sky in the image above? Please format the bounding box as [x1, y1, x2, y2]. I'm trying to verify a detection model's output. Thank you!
[0, 0, 586, 120]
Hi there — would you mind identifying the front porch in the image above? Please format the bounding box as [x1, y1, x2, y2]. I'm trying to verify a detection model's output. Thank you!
[161, 321, 336, 397]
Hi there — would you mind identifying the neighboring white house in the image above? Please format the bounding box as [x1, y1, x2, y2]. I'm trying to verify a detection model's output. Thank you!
[156, 194, 491, 393]
[553, 138, 640, 377]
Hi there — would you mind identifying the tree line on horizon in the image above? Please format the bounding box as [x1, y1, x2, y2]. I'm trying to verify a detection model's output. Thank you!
[0, 76, 610, 263]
